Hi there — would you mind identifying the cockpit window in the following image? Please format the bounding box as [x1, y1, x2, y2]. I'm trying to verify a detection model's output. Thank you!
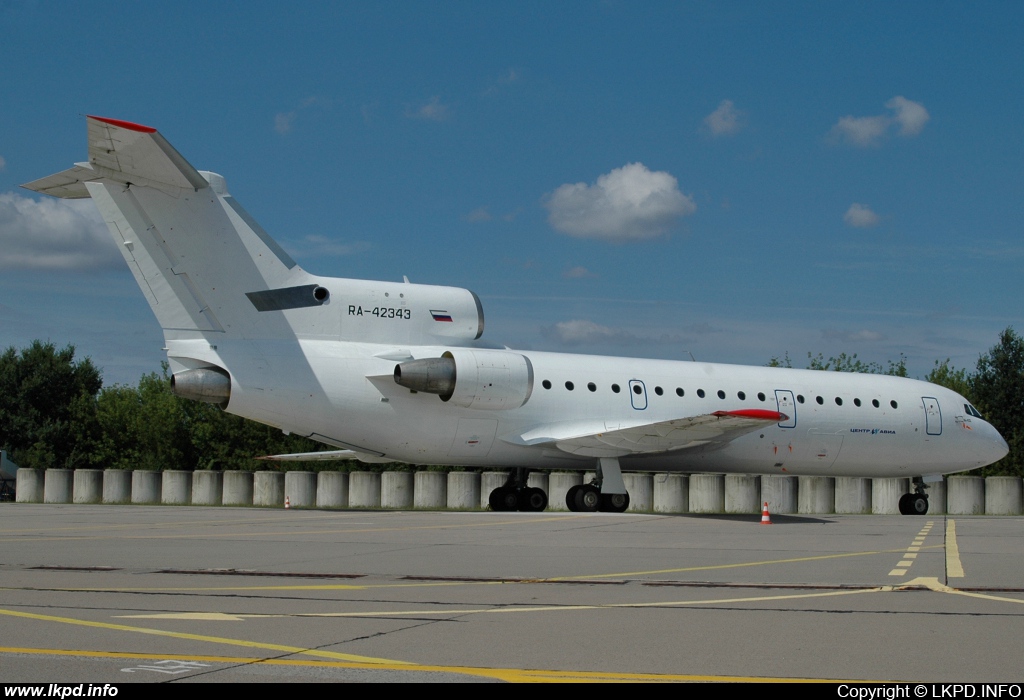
[965, 403, 984, 419]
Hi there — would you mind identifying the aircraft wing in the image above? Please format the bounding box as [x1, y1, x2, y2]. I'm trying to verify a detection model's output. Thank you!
[257, 450, 399, 464]
[505, 409, 786, 459]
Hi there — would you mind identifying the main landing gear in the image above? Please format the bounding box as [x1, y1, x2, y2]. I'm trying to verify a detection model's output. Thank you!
[565, 457, 630, 513]
[488, 468, 548, 512]
[898, 477, 930, 515]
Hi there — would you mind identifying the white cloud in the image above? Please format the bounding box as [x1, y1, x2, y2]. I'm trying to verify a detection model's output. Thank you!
[703, 99, 742, 136]
[541, 319, 683, 347]
[463, 206, 492, 223]
[274, 112, 295, 134]
[830, 114, 891, 147]
[843, 203, 880, 228]
[281, 234, 370, 258]
[822, 329, 886, 343]
[0, 192, 121, 270]
[562, 265, 595, 279]
[544, 163, 696, 242]
[886, 96, 930, 136]
[410, 96, 450, 121]
[829, 96, 930, 147]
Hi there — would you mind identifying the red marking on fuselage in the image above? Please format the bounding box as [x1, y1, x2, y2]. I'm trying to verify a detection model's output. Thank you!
[87, 115, 157, 133]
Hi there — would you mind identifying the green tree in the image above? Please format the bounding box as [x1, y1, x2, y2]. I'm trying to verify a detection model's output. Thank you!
[0, 341, 102, 469]
[925, 359, 972, 398]
[970, 328, 1024, 476]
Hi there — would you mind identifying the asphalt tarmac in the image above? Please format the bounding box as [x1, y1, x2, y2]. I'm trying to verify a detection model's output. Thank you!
[1, 504, 1022, 683]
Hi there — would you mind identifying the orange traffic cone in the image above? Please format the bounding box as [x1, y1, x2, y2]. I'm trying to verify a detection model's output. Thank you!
[760, 501, 772, 525]
[285, 496, 291, 509]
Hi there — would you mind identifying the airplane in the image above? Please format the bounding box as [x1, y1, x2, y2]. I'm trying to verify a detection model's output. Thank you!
[24, 116, 1009, 516]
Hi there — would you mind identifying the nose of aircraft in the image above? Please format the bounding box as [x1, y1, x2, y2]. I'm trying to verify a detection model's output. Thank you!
[985, 425, 1010, 465]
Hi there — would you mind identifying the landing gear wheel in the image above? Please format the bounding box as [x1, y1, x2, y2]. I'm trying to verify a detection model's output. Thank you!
[519, 487, 548, 512]
[566, 485, 583, 512]
[898, 493, 913, 515]
[575, 484, 601, 512]
[909, 494, 929, 515]
[600, 492, 630, 513]
[489, 486, 519, 512]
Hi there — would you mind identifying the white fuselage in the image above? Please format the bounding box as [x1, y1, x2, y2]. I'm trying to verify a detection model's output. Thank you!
[179, 336, 1007, 479]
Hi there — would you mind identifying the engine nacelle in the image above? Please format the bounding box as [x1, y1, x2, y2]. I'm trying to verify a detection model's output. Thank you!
[171, 367, 231, 406]
[394, 349, 533, 410]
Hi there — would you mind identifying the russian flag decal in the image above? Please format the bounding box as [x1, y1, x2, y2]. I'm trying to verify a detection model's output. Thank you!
[430, 309, 453, 322]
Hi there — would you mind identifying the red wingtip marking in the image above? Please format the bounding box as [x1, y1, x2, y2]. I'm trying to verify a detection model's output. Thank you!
[712, 409, 787, 421]
[87, 115, 157, 133]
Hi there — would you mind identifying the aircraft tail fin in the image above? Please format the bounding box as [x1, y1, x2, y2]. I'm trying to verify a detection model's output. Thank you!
[23, 116, 310, 340]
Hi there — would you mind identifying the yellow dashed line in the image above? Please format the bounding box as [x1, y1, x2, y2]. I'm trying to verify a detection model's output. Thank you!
[945, 519, 965, 578]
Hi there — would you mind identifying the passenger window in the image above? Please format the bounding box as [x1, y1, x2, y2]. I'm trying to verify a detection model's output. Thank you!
[612, 384, 621, 393]
[676, 387, 684, 397]
[796, 395, 804, 403]
[697, 389, 706, 398]
[816, 396, 824, 405]
[835, 397, 843, 406]
[717, 390, 726, 399]
[854, 398, 861, 407]
[654, 386, 664, 396]
[737, 391, 746, 400]
[890, 400, 898, 409]
[872, 399, 880, 408]
[587, 382, 597, 392]
[758, 392, 766, 402]
[633, 384, 643, 395]
[565, 381, 574, 391]
[542, 380, 551, 390]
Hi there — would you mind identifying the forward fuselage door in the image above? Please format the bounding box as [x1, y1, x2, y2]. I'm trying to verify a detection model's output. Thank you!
[629, 380, 648, 410]
[775, 390, 796, 428]
[922, 396, 942, 436]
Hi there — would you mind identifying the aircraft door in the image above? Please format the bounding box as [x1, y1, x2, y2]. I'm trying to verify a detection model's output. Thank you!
[628, 380, 648, 410]
[775, 390, 796, 428]
[922, 396, 942, 435]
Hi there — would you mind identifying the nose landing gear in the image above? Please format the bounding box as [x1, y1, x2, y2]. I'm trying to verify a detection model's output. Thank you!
[898, 478, 930, 515]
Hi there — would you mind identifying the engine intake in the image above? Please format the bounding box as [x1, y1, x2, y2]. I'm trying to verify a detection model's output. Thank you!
[394, 349, 533, 410]
[171, 367, 232, 406]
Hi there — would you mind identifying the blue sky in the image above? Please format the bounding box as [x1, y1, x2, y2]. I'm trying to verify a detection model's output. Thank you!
[1, 2, 1021, 385]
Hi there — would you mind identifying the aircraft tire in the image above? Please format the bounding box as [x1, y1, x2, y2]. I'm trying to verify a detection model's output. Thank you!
[600, 492, 629, 513]
[910, 494, 929, 515]
[519, 487, 548, 512]
[565, 485, 582, 512]
[490, 486, 518, 512]
[898, 493, 912, 515]
[575, 484, 601, 512]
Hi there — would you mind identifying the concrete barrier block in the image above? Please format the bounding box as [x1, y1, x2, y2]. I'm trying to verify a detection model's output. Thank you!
[16, 468, 44, 503]
[761, 475, 797, 514]
[871, 478, 909, 515]
[653, 473, 687, 513]
[316, 471, 348, 508]
[44, 469, 73, 504]
[161, 470, 192, 505]
[253, 471, 285, 507]
[623, 473, 653, 512]
[349, 472, 381, 508]
[102, 470, 132, 504]
[414, 471, 447, 509]
[725, 474, 760, 514]
[480, 472, 508, 508]
[798, 476, 835, 514]
[985, 476, 1023, 515]
[947, 476, 985, 515]
[284, 471, 317, 508]
[381, 471, 413, 509]
[447, 472, 480, 509]
[834, 477, 871, 514]
[132, 470, 161, 504]
[191, 471, 223, 506]
[689, 474, 725, 513]
[73, 469, 103, 504]
[223, 471, 254, 506]
[548, 472, 583, 512]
